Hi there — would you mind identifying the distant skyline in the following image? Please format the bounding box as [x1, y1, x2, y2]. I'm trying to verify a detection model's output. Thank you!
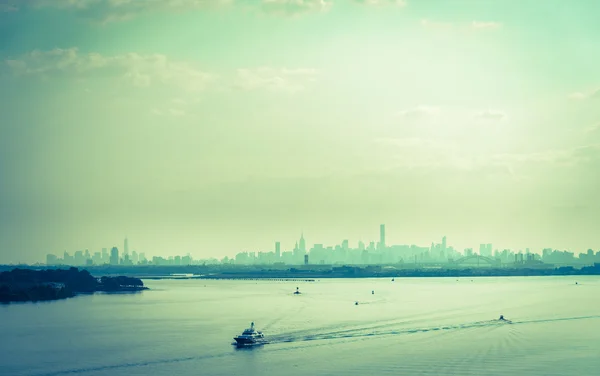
[1, 1, 600, 263]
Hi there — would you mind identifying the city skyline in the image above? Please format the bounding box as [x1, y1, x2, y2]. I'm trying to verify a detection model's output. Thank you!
[37, 224, 600, 267]
[2, 1, 600, 264]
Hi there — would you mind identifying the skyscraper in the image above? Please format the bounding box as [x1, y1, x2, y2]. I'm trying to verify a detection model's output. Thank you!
[124, 237, 129, 256]
[379, 224, 386, 250]
[275, 241, 281, 259]
[479, 243, 492, 257]
[442, 236, 447, 252]
[299, 233, 306, 253]
[110, 247, 119, 265]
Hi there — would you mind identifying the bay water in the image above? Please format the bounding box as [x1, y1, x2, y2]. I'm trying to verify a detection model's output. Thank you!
[1, 277, 599, 375]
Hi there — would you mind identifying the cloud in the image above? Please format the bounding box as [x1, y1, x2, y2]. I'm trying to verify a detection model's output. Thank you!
[376, 137, 600, 177]
[420, 19, 453, 30]
[568, 92, 587, 100]
[10, 0, 329, 22]
[151, 108, 186, 116]
[471, 21, 502, 30]
[492, 144, 600, 167]
[373, 137, 515, 177]
[234, 67, 318, 92]
[397, 105, 439, 118]
[260, 0, 332, 16]
[373, 137, 461, 169]
[353, 0, 407, 7]
[584, 123, 600, 134]
[8, 0, 231, 24]
[374, 137, 452, 151]
[568, 88, 600, 100]
[421, 19, 503, 31]
[474, 109, 506, 121]
[3, 47, 215, 91]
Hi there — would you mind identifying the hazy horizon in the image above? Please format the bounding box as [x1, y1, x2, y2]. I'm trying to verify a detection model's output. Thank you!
[1, 0, 600, 263]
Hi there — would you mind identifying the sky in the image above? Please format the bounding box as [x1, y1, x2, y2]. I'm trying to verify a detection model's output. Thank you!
[1, 0, 599, 263]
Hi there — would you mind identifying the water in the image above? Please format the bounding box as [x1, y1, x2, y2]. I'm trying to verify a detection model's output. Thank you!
[1, 277, 599, 376]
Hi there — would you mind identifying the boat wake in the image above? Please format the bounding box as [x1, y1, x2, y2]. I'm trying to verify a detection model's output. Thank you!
[29, 315, 600, 376]
[265, 314, 600, 345]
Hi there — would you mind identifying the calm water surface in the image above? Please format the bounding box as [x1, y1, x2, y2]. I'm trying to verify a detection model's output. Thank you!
[1, 277, 599, 376]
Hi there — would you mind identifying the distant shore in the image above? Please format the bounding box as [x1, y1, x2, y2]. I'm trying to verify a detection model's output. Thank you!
[3, 263, 598, 281]
[0, 268, 148, 304]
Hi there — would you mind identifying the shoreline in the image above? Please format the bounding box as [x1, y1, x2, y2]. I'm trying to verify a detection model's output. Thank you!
[0, 268, 149, 304]
[139, 268, 600, 280]
[2, 264, 599, 283]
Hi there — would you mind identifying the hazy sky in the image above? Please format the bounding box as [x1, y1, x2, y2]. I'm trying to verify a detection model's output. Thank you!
[1, 0, 599, 263]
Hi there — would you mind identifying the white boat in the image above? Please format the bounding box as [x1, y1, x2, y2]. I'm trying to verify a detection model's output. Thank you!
[233, 322, 265, 345]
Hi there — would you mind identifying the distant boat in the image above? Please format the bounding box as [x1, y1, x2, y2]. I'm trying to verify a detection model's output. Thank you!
[294, 287, 301, 295]
[372, 290, 374, 294]
[391, 278, 395, 282]
[355, 301, 359, 305]
[233, 322, 266, 346]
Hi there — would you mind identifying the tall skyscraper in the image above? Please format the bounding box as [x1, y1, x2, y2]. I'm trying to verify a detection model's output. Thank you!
[275, 241, 281, 259]
[379, 224, 386, 250]
[110, 247, 119, 265]
[124, 237, 129, 256]
[299, 233, 306, 253]
[442, 236, 447, 252]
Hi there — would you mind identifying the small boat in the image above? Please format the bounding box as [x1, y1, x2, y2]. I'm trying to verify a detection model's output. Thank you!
[355, 301, 359, 305]
[293, 287, 301, 294]
[498, 315, 512, 323]
[233, 322, 265, 345]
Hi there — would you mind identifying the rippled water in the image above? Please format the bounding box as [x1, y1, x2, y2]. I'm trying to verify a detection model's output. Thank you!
[1, 277, 599, 376]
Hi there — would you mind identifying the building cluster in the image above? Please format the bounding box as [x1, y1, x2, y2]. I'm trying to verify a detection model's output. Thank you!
[45, 225, 600, 267]
[45, 238, 150, 266]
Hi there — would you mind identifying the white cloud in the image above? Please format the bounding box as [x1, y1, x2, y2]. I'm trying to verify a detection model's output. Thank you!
[14, 0, 329, 21]
[151, 107, 186, 117]
[353, 0, 407, 7]
[8, 0, 233, 23]
[569, 88, 600, 100]
[568, 92, 587, 100]
[584, 123, 600, 133]
[420, 19, 453, 30]
[260, 0, 332, 16]
[474, 109, 506, 121]
[471, 21, 502, 30]
[373, 137, 458, 169]
[421, 19, 503, 31]
[397, 105, 440, 118]
[375, 137, 600, 175]
[168, 108, 186, 116]
[3, 47, 215, 91]
[235, 67, 318, 92]
[492, 144, 600, 167]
